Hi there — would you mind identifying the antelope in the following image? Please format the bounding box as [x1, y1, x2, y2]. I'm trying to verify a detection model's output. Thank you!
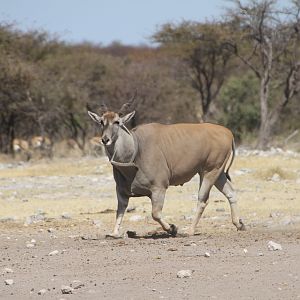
[88, 136, 103, 156]
[30, 136, 53, 158]
[88, 95, 246, 238]
[12, 138, 31, 161]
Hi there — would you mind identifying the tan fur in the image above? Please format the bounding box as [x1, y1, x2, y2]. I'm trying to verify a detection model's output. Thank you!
[88, 109, 245, 237]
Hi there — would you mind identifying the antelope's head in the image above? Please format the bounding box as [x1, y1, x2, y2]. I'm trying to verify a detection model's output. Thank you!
[88, 93, 136, 146]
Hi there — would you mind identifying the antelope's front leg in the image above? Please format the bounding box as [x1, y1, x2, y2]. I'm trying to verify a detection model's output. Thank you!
[151, 187, 177, 236]
[109, 189, 129, 238]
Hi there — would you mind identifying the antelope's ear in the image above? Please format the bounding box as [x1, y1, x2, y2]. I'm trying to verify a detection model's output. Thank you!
[88, 111, 103, 124]
[120, 111, 135, 124]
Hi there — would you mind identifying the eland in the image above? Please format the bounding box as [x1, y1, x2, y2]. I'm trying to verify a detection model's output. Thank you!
[88, 94, 245, 238]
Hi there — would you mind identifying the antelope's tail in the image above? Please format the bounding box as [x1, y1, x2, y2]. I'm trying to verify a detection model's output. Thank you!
[225, 139, 235, 182]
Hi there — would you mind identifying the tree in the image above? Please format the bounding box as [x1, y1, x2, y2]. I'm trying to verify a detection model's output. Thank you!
[218, 72, 260, 142]
[226, 0, 300, 149]
[153, 21, 233, 121]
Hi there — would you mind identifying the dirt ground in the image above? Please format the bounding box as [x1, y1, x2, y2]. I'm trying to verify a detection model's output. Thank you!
[0, 152, 300, 299]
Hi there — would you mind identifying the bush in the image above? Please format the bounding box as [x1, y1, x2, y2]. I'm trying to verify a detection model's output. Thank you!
[218, 72, 260, 142]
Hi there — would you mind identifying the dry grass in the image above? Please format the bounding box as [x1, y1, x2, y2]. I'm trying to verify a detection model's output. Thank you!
[257, 166, 296, 180]
[0, 157, 111, 178]
[0, 154, 300, 230]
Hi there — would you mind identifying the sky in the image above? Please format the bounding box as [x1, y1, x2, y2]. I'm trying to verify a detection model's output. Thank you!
[0, 0, 227, 46]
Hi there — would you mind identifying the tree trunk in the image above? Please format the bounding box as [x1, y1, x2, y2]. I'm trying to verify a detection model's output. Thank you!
[257, 75, 271, 149]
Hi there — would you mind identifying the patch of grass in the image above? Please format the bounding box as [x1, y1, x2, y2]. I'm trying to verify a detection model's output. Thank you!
[0, 157, 111, 178]
[258, 166, 296, 180]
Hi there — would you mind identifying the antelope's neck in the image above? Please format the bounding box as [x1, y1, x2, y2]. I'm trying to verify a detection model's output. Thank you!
[106, 128, 136, 163]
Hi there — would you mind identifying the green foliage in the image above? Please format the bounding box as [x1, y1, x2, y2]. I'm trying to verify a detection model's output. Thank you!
[218, 73, 260, 142]
[153, 21, 234, 118]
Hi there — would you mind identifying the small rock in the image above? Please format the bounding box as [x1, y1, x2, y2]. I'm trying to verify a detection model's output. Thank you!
[270, 212, 281, 218]
[177, 270, 193, 278]
[126, 206, 136, 213]
[3, 268, 13, 273]
[258, 252, 264, 256]
[280, 216, 292, 226]
[47, 228, 54, 233]
[204, 252, 210, 257]
[48, 250, 59, 256]
[270, 173, 281, 182]
[71, 280, 85, 289]
[92, 220, 101, 228]
[31, 239, 36, 244]
[129, 215, 144, 222]
[243, 248, 248, 254]
[26, 243, 35, 248]
[167, 248, 178, 252]
[38, 289, 47, 295]
[24, 213, 46, 225]
[0, 217, 17, 223]
[61, 285, 74, 294]
[268, 241, 282, 251]
[184, 241, 197, 246]
[182, 215, 193, 221]
[5, 279, 14, 285]
[61, 213, 71, 219]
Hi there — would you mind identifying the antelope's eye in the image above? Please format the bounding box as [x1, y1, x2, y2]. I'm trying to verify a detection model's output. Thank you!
[100, 120, 104, 126]
[114, 121, 120, 125]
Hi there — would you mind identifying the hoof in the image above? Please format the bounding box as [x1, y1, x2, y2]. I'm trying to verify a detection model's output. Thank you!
[105, 233, 123, 239]
[168, 224, 178, 237]
[237, 219, 246, 231]
[126, 230, 137, 238]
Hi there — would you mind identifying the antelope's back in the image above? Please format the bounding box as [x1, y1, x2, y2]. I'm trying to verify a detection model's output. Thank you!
[134, 123, 234, 185]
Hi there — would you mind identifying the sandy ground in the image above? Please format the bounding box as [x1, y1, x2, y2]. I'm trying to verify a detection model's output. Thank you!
[0, 153, 300, 299]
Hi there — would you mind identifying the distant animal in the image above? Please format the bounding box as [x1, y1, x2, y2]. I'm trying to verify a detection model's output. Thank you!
[66, 138, 79, 150]
[30, 136, 53, 158]
[88, 136, 103, 157]
[88, 95, 245, 238]
[12, 138, 31, 161]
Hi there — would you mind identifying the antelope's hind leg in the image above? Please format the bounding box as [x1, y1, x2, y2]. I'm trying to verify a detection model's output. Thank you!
[188, 175, 214, 236]
[215, 173, 246, 231]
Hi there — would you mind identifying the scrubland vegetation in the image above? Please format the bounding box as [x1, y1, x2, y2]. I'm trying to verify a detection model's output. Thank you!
[0, 0, 299, 156]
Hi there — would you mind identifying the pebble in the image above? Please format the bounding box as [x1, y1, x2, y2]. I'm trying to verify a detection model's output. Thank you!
[243, 248, 248, 254]
[204, 252, 211, 257]
[126, 206, 136, 213]
[92, 220, 101, 228]
[184, 241, 197, 246]
[26, 243, 35, 248]
[129, 215, 144, 222]
[268, 241, 282, 251]
[38, 289, 47, 295]
[270, 173, 281, 182]
[24, 213, 46, 225]
[3, 268, 13, 273]
[5, 279, 14, 285]
[167, 248, 178, 252]
[280, 216, 292, 226]
[71, 280, 85, 289]
[61, 213, 72, 219]
[48, 250, 59, 256]
[61, 285, 74, 294]
[177, 270, 193, 278]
